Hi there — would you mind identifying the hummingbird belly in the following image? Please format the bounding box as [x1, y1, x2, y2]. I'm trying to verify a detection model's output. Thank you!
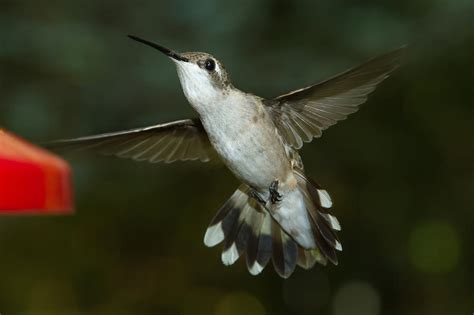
[201, 103, 293, 190]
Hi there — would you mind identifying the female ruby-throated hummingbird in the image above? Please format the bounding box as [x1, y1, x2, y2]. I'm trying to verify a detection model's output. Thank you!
[49, 35, 404, 278]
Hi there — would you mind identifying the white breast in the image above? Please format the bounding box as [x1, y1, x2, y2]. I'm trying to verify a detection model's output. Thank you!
[198, 91, 292, 189]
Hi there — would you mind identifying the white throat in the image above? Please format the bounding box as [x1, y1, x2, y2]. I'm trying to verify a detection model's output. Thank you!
[175, 61, 224, 114]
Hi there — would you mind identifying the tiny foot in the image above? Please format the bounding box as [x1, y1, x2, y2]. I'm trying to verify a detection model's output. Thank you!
[269, 180, 282, 204]
[249, 189, 266, 206]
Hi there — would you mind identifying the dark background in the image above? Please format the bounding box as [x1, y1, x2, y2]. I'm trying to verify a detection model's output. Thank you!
[0, 1, 472, 314]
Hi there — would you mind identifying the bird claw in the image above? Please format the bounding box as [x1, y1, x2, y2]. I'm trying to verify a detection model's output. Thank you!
[249, 180, 282, 208]
[269, 180, 282, 204]
[249, 189, 266, 206]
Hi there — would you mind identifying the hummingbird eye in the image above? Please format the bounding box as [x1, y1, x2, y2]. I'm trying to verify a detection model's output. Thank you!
[204, 59, 216, 71]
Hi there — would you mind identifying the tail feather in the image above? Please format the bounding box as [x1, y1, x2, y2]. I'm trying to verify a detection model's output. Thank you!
[254, 214, 273, 273]
[295, 171, 340, 265]
[298, 177, 342, 252]
[316, 215, 342, 251]
[204, 174, 342, 278]
[204, 186, 247, 247]
[311, 221, 339, 265]
[272, 226, 298, 278]
[320, 212, 341, 231]
[245, 207, 264, 273]
[297, 247, 327, 269]
[221, 203, 253, 265]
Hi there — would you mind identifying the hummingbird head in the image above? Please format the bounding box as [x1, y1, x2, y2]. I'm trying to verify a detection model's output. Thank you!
[128, 35, 232, 111]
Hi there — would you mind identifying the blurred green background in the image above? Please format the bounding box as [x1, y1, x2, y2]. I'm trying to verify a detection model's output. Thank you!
[0, 0, 472, 314]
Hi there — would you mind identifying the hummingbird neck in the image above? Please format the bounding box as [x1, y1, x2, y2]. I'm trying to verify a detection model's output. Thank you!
[174, 59, 235, 115]
[186, 85, 235, 116]
[179, 78, 235, 115]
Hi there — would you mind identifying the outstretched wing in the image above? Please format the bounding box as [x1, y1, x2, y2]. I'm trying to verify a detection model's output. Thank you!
[46, 118, 214, 163]
[264, 47, 405, 149]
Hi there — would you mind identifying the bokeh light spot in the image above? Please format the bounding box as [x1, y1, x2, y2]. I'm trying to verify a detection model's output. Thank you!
[215, 291, 266, 315]
[282, 269, 330, 313]
[180, 286, 222, 315]
[332, 281, 381, 315]
[408, 220, 461, 273]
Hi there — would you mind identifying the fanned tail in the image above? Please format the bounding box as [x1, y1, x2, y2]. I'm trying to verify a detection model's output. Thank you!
[203, 175, 341, 278]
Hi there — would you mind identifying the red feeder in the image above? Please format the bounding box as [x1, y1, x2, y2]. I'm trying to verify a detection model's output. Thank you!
[0, 129, 73, 214]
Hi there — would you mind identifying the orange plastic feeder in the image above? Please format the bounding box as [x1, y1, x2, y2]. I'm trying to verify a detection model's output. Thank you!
[0, 129, 73, 213]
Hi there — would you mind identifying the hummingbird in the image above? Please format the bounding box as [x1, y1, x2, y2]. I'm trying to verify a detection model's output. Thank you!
[49, 35, 404, 278]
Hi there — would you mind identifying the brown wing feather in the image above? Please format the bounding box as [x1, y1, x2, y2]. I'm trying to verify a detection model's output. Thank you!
[46, 118, 214, 163]
[265, 46, 406, 149]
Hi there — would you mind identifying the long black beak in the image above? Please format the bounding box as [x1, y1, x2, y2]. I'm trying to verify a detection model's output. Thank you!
[128, 35, 189, 62]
